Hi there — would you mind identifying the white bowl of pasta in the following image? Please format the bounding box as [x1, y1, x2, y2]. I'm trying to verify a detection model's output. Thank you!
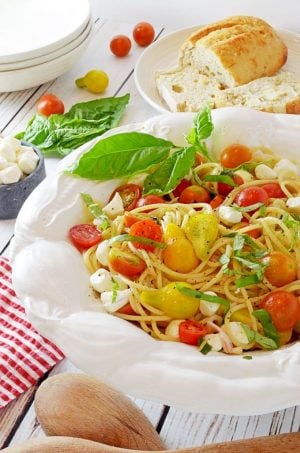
[10, 107, 300, 415]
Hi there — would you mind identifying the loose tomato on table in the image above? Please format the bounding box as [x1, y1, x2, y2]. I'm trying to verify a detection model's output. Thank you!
[110, 35, 131, 57]
[136, 195, 165, 207]
[133, 22, 155, 46]
[108, 248, 146, 277]
[37, 93, 65, 116]
[261, 290, 300, 331]
[217, 174, 244, 197]
[110, 184, 141, 211]
[260, 183, 286, 198]
[262, 251, 297, 287]
[220, 144, 252, 169]
[179, 320, 209, 345]
[179, 185, 210, 204]
[69, 224, 102, 249]
[129, 219, 162, 252]
[235, 186, 269, 208]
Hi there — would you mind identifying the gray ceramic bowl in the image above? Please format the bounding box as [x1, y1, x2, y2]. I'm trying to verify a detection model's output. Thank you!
[0, 143, 46, 220]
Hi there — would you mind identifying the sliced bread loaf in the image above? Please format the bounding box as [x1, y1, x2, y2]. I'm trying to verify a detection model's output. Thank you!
[179, 16, 288, 87]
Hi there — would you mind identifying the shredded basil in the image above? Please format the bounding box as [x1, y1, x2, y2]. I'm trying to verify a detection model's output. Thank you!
[253, 309, 280, 347]
[176, 284, 230, 312]
[109, 234, 165, 249]
[80, 193, 110, 231]
[242, 324, 278, 350]
[111, 278, 119, 303]
[204, 174, 237, 186]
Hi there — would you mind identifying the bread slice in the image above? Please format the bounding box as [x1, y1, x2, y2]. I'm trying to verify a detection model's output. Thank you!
[179, 16, 287, 87]
[215, 72, 300, 113]
[155, 68, 221, 112]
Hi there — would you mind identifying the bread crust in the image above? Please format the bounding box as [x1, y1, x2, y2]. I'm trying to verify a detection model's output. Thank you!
[286, 97, 300, 114]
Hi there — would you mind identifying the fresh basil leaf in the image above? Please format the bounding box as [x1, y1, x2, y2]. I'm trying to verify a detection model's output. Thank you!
[253, 309, 280, 347]
[143, 146, 196, 195]
[16, 94, 130, 156]
[186, 106, 214, 161]
[204, 174, 237, 186]
[176, 284, 230, 312]
[80, 193, 110, 231]
[109, 233, 166, 249]
[242, 324, 278, 350]
[69, 132, 174, 180]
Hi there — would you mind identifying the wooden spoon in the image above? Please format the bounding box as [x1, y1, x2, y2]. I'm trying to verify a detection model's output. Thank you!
[3, 433, 300, 453]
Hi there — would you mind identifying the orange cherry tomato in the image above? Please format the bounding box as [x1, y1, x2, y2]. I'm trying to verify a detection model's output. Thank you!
[220, 144, 252, 169]
[109, 184, 141, 211]
[108, 248, 146, 277]
[129, 219, 162, 252]
[110, 35, 131, 57]
[235, 186, 269, 208]
[179, 320, 209, 345]
[261, 183, 286, 198]
[262, 251, 297, 287]
[124, 212, 146, 227]
[179, 185, 210, 204]
[261, 291, 300, 331]
[136, 195, 165, 207]
[133, 22, 155, 47]
[69, 224, 102, 249]
[218, 174, 243, 197]
[37, 93, 65, 116]
[210, 194, 225, 209]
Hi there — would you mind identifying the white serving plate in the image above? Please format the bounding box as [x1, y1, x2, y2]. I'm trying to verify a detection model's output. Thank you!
[10, 108, 300, 415]
[0, 24, 92, 93]
[0, 19, 92, 72]
[0, 0, 91, 64]
[134, 26, 300, 113]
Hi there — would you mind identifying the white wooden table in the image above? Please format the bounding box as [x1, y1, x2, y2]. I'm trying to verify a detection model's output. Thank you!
[0, 0, 299, 449]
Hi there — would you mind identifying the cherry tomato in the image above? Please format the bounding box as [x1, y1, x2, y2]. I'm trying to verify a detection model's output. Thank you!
[37, 93, 64, 116]
[117, 303, 137, 315]
[108, 248, 146, 277]
[210, 194, 225, 209]
[235, 186, 269, 208]
[195, 153, 205, 165]
[218, 174, 243, 197]
[110, 35, 131, 57]
[179, 320, 209, 345]
[260, 183, 286, 198]
[69, 224, 102, 249]
[262, 251, 297, 287]
[179, 185, 210, 204]
[261, 290, 300, 331]
[124, 212, 146, 227]
[137, 195, 165, 207]
[133, 22, 155, 47]
[235, 221, 261, 239]
[110, 184, 141, 211]
[173, 179, 191, 198]
[220, 144, 252, 169]
[129, 219, 162, 252]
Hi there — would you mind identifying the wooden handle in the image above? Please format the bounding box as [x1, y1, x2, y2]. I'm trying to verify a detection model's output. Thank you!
[3, 432, 300, 453]
[34, 373, 165, 451]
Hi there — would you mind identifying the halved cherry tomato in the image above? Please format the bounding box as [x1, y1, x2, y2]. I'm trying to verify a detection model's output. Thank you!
[262, 251, 297, 287]
[129, 219, 162, 252]
[69, 224, 102, 249]
[109, 184, 141, 211]
[261, 290, 300, 331]
[133, 22, 155, 47]
[124, 212, 145, 227]
[218, 174, 243, 197]
[137, 195, 165, 207]
[210, 194, 225, 209]
[235, 221, 261, 239]
[220, 144, 252, 168]
[179, 320, 209, 345]
[179, 185, 210, 204]
[37, 93, 65, 116]
[235, 186, 269, 208]
[108, 248, 146, 277]
[110, 35, 131, 57]
[117, 303, 137, 315]
[260, 183, 286, 198]
[173, 179, 191, 198]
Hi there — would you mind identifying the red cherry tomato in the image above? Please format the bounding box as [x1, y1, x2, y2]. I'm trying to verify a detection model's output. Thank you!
[262, 251, 297, 287]
[133, 22, 155, 47]
[108, 248, 146, 277]
[117, 303, 137, 315]
[110, 35, 131, 57]
[210, 194, 225, 209]
[37, 93, 65, 116]
[261, 291, 300, 331]
[218, 174, 243, 197]
[136, 195, 165, 207]
[260, 183, 286, 198]
[220, 144, 252, 169]
[69, 224, 102, 249]
[236, 221, 261, 239]
[179, 185, 210, 204]
[109, 184, 141, 211]
[179, 320, 209, 345]
[235, 186, 269, 208]
[173, 179, 191, 198]
[129, 219, 162, 252]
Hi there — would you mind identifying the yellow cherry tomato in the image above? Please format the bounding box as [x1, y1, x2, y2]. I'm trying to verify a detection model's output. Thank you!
[140, 282, 199, 319]
[184, 213, 219, 261]
[163, 224, 199, 273]
[75, 69, 109, 94]
[230, 308, 252, 326]
[163, 223, 185, 241]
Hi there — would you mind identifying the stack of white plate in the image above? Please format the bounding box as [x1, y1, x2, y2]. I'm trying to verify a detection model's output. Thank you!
[0, 0, 92, 92]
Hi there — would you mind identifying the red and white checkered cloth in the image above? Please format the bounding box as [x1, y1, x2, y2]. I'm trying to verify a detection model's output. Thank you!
[0, 257, 64, 408]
